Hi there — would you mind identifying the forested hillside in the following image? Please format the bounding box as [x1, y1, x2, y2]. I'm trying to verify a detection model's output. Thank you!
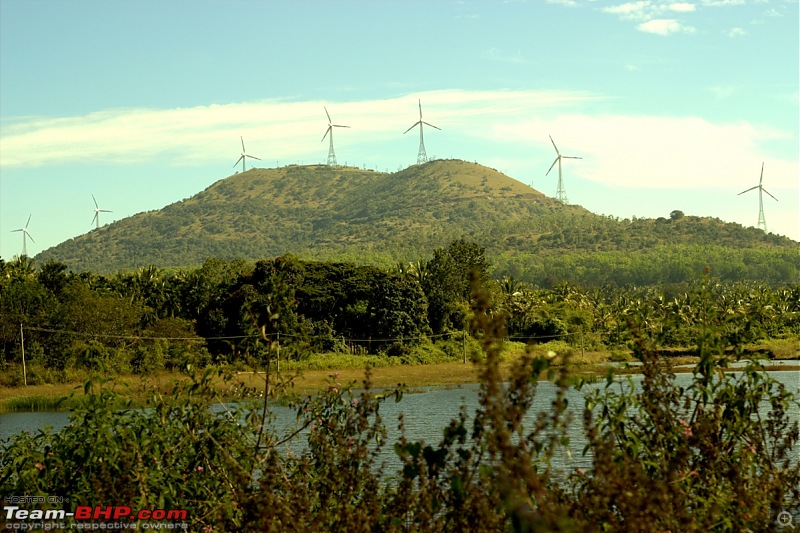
[30, 159, 798, 285]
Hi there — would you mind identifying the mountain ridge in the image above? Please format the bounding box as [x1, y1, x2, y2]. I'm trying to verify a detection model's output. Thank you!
[32, 159, 797, 276]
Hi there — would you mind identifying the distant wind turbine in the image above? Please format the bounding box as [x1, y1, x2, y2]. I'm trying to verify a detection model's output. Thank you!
[403, 99, 440, 165]
[545, 135, 581, 204]
[11, 215, 34, 257]
[738, 162, 778, 232]
[233, 137, 260, 172]
[91, 195, 112, 229]
[321, 107, 349, 166]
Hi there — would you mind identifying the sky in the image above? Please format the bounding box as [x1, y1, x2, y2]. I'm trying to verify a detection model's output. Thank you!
[1, 0, 798, 262]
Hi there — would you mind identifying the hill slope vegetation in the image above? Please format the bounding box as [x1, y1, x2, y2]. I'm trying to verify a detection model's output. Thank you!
[33, 159, 798, 284]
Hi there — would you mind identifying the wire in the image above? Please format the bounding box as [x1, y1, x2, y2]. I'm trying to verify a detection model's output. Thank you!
[21, 326, 577, 344]
[23, 326, 246, 341]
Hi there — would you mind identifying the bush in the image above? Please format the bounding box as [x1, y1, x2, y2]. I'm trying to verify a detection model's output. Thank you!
[1, 279, 797, 532]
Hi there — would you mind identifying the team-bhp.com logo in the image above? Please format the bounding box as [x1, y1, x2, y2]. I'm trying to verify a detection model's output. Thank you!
[3, 504, 188, 529]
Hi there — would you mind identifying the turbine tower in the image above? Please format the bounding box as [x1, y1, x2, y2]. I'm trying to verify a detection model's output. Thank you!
[233, 136, 260, 172]
[738, 162, 778, 232]
[12, 215, 34, 257]
[545, 135, 582, 204]
[321, 107, 349, 166]
[404, 99, 440, 165]
[91, 195, 112, 229]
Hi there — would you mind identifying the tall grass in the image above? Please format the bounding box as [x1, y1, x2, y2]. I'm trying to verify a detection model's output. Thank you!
[0, 394, 72, 413]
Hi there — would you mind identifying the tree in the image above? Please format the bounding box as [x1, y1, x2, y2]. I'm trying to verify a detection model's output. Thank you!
[420, 239, 489, 334]
[368, 272, 430, 353]
[38, 260, 70, 296]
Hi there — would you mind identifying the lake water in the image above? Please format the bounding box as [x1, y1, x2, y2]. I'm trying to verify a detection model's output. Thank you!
[2, 370, 798, 474]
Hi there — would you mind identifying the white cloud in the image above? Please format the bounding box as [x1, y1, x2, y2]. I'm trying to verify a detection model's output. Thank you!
[546, 0, 580, 6]
[637, 18, 695, 34]
[492, 113, 798, 191]
[727, 27, 747, 37]
[667, 2, 696, 12]
[601, 1, 699, 32]
[602, 1, 652, 20]
[2, 91, 795, 198]
[701, 0, 744, 6]
[0, 90, 599, 168]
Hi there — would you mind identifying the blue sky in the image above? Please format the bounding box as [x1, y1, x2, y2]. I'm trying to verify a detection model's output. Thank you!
[1, 0, 797, 262]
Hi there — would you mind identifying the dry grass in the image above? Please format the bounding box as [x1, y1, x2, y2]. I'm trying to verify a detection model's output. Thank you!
[2, 344, 790, 412]
[0, 358, 544, 411]
[233, 361, 486, 397]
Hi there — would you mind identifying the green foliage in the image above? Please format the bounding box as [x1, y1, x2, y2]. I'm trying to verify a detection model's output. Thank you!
[1, 279, 798, 531]
[29, 160, 796, 286]
[2, 247, 798, 385]
[0, 371, 260, 529]
[421, 239, 489, 334]
[576, 278, 800, 530]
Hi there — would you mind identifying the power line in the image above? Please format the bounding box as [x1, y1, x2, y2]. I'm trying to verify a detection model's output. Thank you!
[22, 326, 576, 344]
[23, 326, 242, 342]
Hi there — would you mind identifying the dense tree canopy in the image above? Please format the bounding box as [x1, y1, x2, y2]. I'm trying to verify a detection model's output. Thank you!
[1, 238, 798, 383]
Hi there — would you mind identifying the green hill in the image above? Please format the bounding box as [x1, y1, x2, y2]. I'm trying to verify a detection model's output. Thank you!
[34, 159, 798, 284]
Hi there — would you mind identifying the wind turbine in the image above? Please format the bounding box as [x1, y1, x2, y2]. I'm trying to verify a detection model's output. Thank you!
[233, 136, 260, 172]
[321, 107, 349, 166]
[403, 99, 440, 165]
[91, 195, 112, 229]
[738, 162, 778, 232]
[545, 135, 581, 204]
[11, 215, 34, 257]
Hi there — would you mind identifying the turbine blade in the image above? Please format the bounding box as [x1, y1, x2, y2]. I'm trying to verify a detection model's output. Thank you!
[325, 106, 332, 123]
[737, 185, 758, 195]
[403, 122, 420, 134]
[759, 162, 764, 184]
[422, 121, 441, 130]
[101, 209, 112, 213]
[241, 136, 246, 152]
[562, 156, 582, 160]
[546, 157, 559, 176]
[92, 194, 99, 208]
[234, 155, 244, 167]
[246, 154, 261, 160]
[418, 99, 423, 120]
[25, 230, 35, 243]
[549, 135, 560, 155]
[332, 124, 350, 128]
[762, 188, 778, 201]
[91, 213, 98, 226]
[11, 229, 22, 233]
[25, 214, 31, 227]
[322, 126, 331, 142]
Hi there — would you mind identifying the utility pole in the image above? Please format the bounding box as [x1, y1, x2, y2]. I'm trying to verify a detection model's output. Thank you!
[20, 323, 27, 386]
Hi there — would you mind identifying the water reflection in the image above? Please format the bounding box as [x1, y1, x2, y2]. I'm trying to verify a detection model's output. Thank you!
[2, 370, 798, 474]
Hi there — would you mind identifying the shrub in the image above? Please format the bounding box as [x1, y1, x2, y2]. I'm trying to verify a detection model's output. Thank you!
[1, 278, 797, 531]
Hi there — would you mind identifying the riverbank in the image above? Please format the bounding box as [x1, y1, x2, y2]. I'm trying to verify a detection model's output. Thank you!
[1, 341, 797, 412]
[0, 347, 643, 412]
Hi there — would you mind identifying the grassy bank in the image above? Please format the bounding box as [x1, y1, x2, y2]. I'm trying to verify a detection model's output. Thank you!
[0, 341, 593, 412]
[1, 338, 796, 413]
